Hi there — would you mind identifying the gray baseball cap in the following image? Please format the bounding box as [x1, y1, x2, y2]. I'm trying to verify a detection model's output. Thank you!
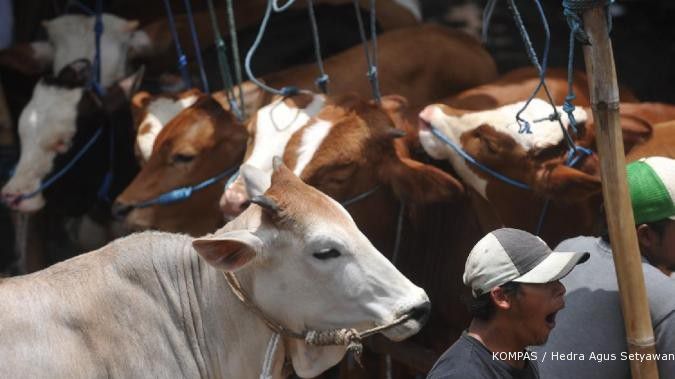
[463, 228, 590, 297]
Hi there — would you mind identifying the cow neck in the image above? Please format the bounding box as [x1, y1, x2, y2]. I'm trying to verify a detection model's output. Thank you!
[187, 251, 286, 378]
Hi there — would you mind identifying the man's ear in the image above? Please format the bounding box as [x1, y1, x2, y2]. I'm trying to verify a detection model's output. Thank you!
[490, 287, 513, 311]
[636, 224, 657, 252]
[193, 230, 263, 271]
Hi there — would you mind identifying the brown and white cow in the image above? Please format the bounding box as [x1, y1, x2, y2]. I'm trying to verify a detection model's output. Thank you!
[0, 160, 430, 379]
[114, 93, 248, 235]
[1, 60, 141, 213]
[417, 98, 675, 246]
[219, 24, 496, 218]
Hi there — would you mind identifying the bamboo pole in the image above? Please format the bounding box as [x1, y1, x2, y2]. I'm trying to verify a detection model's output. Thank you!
[580, 6, 658, 379]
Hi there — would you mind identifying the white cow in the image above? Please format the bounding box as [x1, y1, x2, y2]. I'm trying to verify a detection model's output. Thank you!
[0, 160, 430, 379]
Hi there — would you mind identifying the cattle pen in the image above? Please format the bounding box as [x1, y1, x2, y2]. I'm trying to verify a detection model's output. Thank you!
[1, 1, 674, 379]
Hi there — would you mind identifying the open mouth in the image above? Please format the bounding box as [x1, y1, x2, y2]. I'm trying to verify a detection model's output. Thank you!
[545, 311, 558, 329]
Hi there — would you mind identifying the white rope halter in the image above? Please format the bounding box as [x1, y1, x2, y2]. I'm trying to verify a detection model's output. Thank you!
[223, 272, 414, 366]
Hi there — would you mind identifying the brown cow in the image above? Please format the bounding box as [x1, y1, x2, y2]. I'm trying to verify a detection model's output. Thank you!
[113, 93, 247, 236]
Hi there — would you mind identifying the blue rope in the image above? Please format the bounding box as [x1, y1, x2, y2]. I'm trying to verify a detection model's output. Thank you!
[183, 0, 210, 93]
[245, 0, 300, 97]
[226, 0, 246, 118]
[341, 186, 380, 207]
[428, 126, 530, 190]
[162, 0, 192, 88]
[131, 166, 238, 208]
[352, 0, 381, 103]
[306, 0, 329, 94]
[15, 128, 104, 203]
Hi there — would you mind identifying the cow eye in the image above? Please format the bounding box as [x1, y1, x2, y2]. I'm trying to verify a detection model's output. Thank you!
[172, 153, 195, 163]
[313, 248, 341, 260]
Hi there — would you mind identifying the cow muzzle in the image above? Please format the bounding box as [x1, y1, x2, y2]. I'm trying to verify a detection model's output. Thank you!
[380, 299, 431, 342]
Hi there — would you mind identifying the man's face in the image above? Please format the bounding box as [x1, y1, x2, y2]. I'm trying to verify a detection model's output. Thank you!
[648, 219, 675, 275]
[507, 281, 566, 346]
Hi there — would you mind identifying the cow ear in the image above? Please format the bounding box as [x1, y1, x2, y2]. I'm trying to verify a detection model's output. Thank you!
[381, 156, 464, 204]
[533, 164, 601, 201]
[238, 81, 266, 117]
[378, 95, 408, 113]
[619, 114, 653, 153]
[0, 42, 54, 75]
[240, 164, 272, 198]
[118, 65, 145, 99]
[193, 230, 263, 271]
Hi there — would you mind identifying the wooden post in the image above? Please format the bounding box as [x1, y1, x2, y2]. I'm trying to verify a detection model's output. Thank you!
[580, 6, 658, 379]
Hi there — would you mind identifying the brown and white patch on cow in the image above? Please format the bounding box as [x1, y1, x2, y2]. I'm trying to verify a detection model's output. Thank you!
[133, 89, 202, 162]
[239, 93, 326, 179]
[419, 98, 587, 198]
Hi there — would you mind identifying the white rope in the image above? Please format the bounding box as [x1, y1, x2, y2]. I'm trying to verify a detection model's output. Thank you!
[260, 332, 281, 379]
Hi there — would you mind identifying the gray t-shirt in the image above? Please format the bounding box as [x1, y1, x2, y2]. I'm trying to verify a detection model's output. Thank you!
[427, 332, 539, 379]
[535, 236, 675, 379]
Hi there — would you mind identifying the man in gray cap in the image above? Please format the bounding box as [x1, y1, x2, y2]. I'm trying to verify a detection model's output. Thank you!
[427, 228, 589, 379]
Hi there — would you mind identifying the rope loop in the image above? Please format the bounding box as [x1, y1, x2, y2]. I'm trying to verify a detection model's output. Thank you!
[315, 74, 329, 94]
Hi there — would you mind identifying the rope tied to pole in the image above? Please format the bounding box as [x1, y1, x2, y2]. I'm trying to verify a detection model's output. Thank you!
[561, 0, 613, 136]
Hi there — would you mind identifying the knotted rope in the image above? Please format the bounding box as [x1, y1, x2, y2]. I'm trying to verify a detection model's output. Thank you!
[223, 271, 414, 365]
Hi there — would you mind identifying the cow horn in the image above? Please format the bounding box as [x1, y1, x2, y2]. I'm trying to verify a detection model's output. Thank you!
[272, 156, 284, 170]
[386, 128, 407, 139]
[250, 195, 280, 214]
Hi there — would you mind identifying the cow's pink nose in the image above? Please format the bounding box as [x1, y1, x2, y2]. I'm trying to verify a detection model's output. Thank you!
[219, 185, 250, 219]
[418, 105, 435, 124]
[1, 191, 20, 207]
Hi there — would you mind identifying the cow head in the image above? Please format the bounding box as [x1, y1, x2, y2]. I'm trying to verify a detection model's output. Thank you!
[418, 99, 601, 202]
[0, 13, 141, 87]
[131, 88, 204, 164]
[1, 59, 143, 212]
[114, 95, 248, 235]
[130, 81, 264, 165]
[193, 159, 430, 378]
[219, 92, 326, 219]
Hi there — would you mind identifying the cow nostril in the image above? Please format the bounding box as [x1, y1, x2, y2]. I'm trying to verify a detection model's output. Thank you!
[240, 200, 251, 211]
[408, 301, 431, 323]
[111, 202, 133, 219]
